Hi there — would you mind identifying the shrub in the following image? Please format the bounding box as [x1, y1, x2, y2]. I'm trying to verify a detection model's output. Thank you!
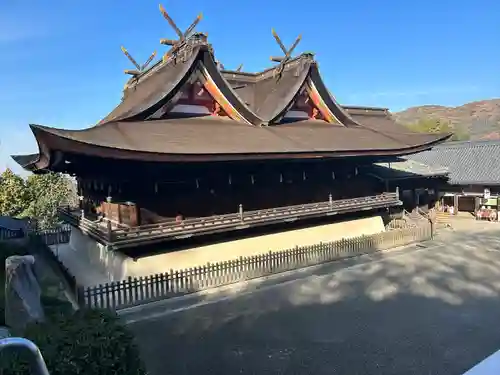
[0, 309, 147, 375]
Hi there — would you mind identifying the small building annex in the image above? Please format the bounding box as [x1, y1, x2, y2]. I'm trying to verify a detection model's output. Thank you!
[407, 140, 500, 215]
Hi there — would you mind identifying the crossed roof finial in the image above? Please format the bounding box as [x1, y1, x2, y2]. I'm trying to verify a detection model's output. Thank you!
[270, 29, 302, 80]
[159, 4, 203, 62]
[120, 47, 157, 76]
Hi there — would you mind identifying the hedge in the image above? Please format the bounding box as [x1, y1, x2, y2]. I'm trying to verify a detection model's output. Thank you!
[0, 309, 148, 375]
[1, 242, 146, 375]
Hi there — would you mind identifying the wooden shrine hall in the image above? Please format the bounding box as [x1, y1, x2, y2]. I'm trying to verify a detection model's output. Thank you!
[12, 5, 451, 249]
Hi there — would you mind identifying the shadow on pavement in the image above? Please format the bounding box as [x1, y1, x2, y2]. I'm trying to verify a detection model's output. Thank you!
[129, 229, 500, 375]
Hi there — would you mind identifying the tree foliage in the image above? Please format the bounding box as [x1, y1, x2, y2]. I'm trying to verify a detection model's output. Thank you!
[0, 169, 28, 217]
[0, 169, 76, 229]
[404, 117, 470, 141]
[23, 173, 76, 229]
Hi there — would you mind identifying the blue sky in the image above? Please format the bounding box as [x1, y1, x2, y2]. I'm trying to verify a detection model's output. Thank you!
[1, 0, 499, 174]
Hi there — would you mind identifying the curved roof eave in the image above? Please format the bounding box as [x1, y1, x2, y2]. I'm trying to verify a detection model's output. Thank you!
[395, 132, 453, 154]
[308, 65, 361, 127]
[10, 124, 56, 172]
[26, 122, 454, 167]
[11, 153, 39, 168]
[10, 153, 45, 173]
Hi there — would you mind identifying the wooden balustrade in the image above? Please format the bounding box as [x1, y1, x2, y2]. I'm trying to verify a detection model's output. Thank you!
[58, 192, 401, 249]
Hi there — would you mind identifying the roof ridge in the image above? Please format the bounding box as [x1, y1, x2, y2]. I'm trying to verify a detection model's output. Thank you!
[220, 53, 315, 80]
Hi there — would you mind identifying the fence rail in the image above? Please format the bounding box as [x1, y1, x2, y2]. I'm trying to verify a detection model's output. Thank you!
[0, 227, 24, 241]
[33, 224, 72, 246]
[82, 222, 431, 310]
[58, 192, 402, 249]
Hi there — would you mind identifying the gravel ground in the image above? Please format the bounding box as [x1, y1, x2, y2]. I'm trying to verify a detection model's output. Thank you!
[129, 226, 500, 375]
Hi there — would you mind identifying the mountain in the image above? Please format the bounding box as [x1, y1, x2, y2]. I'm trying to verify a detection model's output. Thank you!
[393, 99, 500, 140]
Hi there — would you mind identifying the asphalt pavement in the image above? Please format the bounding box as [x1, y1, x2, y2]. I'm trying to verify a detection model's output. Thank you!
[128, 226, 500, 375]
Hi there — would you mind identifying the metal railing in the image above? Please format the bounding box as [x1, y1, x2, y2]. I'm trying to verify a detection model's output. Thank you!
[58, 192, 402, 249]
[0, 337, 50, 375]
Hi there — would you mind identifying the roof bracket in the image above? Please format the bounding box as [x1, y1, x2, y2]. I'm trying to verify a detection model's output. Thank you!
[270, 29, 302, 81]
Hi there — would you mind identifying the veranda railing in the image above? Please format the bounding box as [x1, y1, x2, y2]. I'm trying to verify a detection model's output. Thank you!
[58, 192, 402, 248]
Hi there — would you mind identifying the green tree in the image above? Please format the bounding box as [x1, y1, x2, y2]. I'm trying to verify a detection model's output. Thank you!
[0, 169, 29, 217]
[0, 169, 76, 229]
[452, 124, 470, 141]
[23, 173, 76, 229]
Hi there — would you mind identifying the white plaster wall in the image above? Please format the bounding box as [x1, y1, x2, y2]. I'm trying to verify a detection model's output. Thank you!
[50, 227, 127, 286]
[52, 216, 385, 286]
[129, 216, 386, 276]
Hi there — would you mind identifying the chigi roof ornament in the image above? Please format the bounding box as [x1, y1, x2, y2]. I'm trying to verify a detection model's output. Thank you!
[10, 2, 453, 178]
[159, 4, 203, 63]
[270, 29, 302, 81]
[216, 62, 243, 71]
[120, 46, 157, 77]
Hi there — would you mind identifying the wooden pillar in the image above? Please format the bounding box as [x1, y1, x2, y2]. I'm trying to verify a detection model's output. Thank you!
[453, 194, 459, 215]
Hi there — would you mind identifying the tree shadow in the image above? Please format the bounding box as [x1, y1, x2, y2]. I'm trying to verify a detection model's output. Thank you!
[128, 229, 500, 375]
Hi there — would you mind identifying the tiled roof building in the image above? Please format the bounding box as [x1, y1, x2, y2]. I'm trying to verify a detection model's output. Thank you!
[406, 140, 500, 186]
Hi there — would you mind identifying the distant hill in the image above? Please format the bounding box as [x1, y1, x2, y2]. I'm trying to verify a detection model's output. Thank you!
[393, 99, 500, 140]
